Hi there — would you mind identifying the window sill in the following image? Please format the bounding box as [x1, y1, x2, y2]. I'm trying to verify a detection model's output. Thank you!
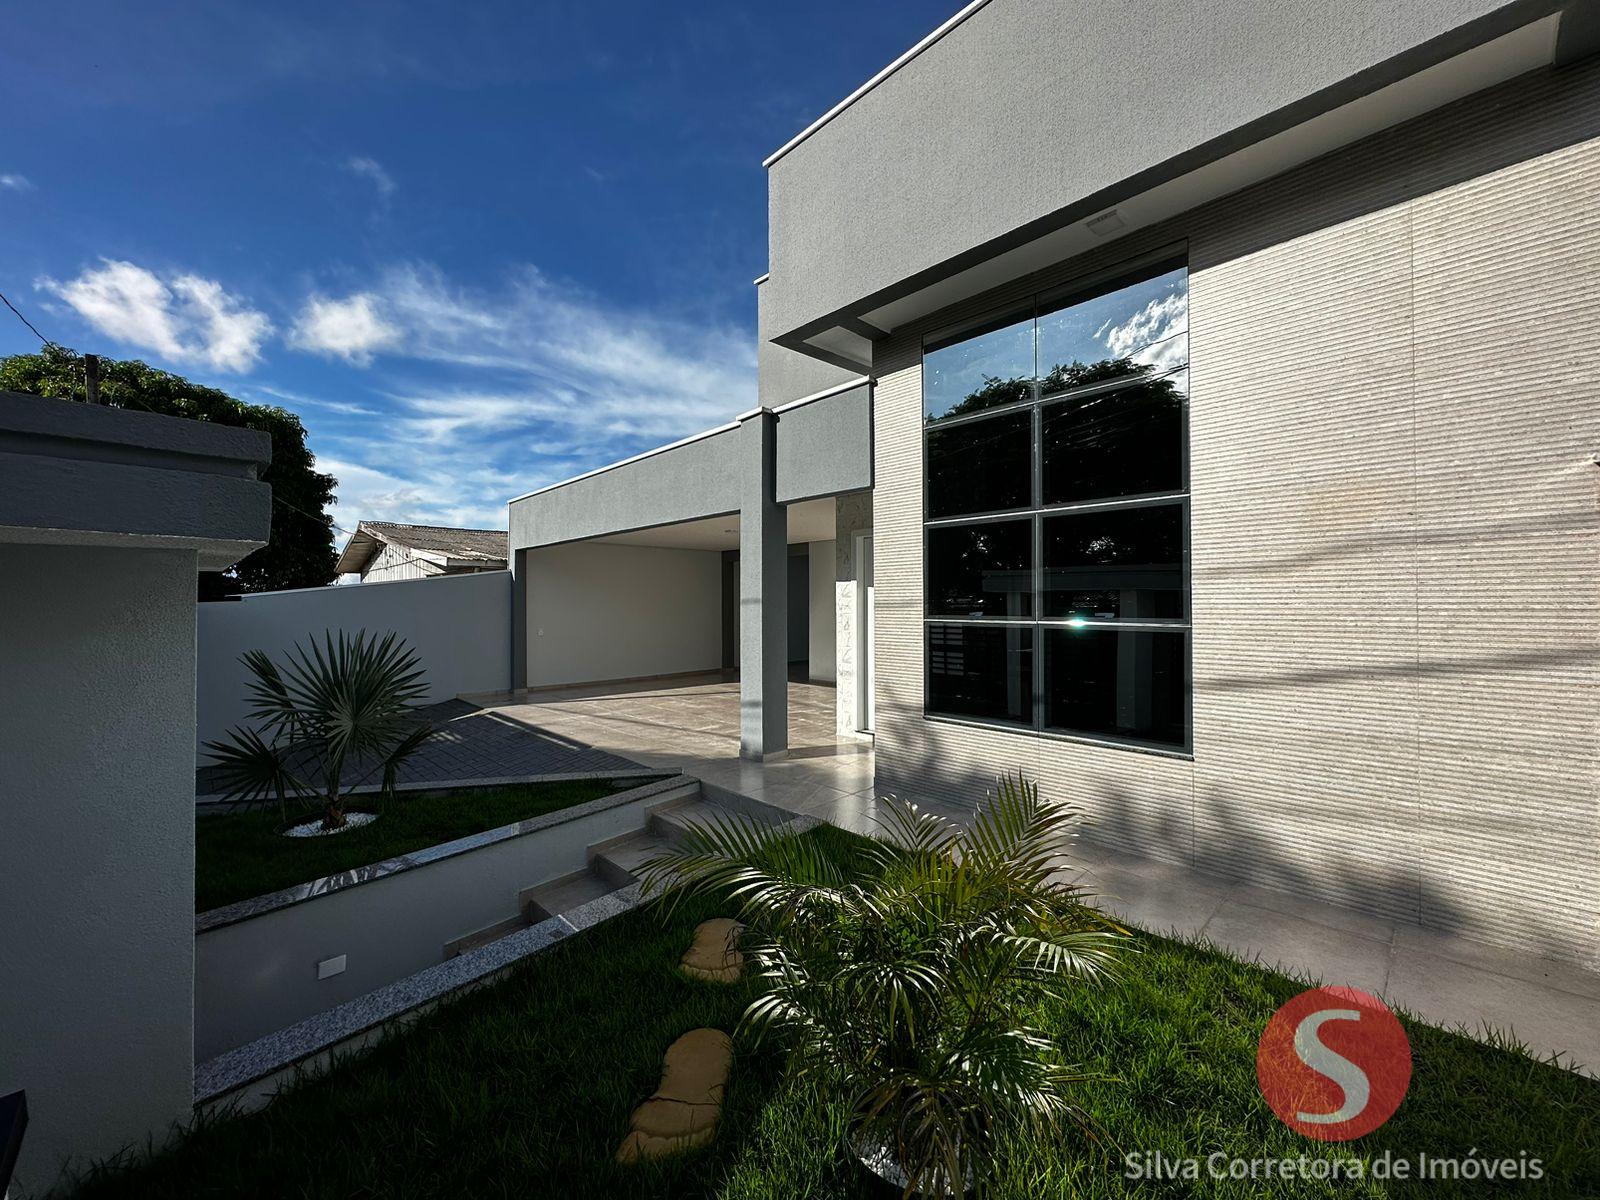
[921, 712, 1195, 762]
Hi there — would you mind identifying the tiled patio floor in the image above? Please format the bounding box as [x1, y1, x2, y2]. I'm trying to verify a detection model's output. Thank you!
[462, 671, 877, 818]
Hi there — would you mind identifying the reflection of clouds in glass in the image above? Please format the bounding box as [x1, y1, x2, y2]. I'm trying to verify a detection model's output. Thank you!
[1101, 290, 1188, 372]
[1039, 267, 1187, 374]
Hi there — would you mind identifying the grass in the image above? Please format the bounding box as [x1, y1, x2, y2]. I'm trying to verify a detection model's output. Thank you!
[95, 826, 1598, 1198]
[195, 778, 659, 913]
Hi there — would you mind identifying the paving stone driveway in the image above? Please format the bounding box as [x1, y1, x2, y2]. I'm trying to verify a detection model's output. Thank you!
[195, 698, 647, 796]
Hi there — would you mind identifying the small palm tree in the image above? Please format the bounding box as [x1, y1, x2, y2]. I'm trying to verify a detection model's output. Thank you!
[642, 774, 1127, 1197]
[205, 630, 433, 831]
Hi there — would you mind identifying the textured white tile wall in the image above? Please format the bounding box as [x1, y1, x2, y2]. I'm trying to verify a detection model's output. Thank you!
[868, 62, 1600, 965]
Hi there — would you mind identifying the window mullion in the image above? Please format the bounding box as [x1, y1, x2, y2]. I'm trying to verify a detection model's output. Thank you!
[1031, 400, 1044, 731]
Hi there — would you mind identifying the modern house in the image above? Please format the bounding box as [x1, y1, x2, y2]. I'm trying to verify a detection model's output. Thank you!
[8, 1, 1600, 1191]
[334, 521, 509, 582]
[510, 0, 1600, 969]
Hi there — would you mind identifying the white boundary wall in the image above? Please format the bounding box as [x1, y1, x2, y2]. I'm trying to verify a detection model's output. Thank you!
[197, 571, 511, 752]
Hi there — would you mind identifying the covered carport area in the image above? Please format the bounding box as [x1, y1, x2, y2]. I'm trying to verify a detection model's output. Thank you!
[507, 377, 873, 760]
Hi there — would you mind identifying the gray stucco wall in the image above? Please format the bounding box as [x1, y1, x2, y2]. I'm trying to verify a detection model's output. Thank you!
[869, 61, 1600, 967]
[0, 545, 197, 1196]
[524, 542, 723, 686]
[195, 786, 674, 1060]
[757, 280, 863, 404]
[774, 382, 873, 504]
[763, 0, 1558, 340]
[197, 570, 511, 752]
[510, 427, 742, 550]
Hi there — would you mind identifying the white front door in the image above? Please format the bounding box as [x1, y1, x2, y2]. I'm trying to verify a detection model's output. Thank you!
[856, 533, 874, 734]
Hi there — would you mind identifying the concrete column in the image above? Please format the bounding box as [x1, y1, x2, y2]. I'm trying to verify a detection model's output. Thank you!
[739, 409, 787, 758]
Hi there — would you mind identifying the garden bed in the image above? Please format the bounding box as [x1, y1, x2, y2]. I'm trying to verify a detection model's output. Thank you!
[82, 825, 1599, 1198]
[196, 778, 662, 913]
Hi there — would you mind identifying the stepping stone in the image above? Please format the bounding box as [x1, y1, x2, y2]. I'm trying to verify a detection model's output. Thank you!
[679, 918, 744, 984]
[615, 1028, 732, 1163]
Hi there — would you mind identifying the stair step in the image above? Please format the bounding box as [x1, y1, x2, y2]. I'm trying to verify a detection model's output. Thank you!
[589, 829, 673, 889]
[648, 797, 754, 844]
[443, 912, 530, 958]
[521, 869, 622, 922]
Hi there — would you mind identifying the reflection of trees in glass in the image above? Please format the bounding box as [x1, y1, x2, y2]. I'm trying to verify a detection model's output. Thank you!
[926, 356, 1183, 425]
[929, 521, 1030, 617]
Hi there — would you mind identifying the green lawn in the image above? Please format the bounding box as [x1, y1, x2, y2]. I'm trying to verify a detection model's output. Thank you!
[195, 778, 659, 913]
[103, 826, 1597, 1197]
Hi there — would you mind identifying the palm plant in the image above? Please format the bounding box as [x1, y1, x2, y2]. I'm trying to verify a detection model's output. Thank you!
[641, 774, 1127, 1197]
[205, 630, 433, 831]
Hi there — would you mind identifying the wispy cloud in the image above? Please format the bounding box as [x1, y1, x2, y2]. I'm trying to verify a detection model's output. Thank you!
[298, 262, 755, 529]
[1102, 291, 1188, 373]
[343, 155, 396, 198]
[289, 292, 401, 365]
[37, 259, 271, 372]
[0, 173, 33, 192]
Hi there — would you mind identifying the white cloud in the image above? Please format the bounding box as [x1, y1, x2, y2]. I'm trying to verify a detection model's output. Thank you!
[37, 259, 271, 372]
[289, 292, 401, 365]
[1102, 291, 1188, 374]
[0, 174, 33, 192]
[294, 262, 757, 530]
[344, 156, 396, 198]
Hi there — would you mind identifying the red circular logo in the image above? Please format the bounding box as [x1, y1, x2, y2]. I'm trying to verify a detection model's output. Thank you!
[1257, 986, 1411, 1141]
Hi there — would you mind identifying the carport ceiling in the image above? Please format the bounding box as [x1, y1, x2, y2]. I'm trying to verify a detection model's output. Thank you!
[592, 496, 837, 551]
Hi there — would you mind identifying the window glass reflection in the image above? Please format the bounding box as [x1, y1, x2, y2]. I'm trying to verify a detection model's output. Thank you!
[1043, 628, 1188, 748]
[1036, 266, 1187, 398]
[927, 410, 1031, 519]
[1041, 369, 1185, 504]
[927, 520, 1033, 618]
[927, 624, 1034, 726]
[923, 311, 1034, 423]
[1043, 505, 1183, 619]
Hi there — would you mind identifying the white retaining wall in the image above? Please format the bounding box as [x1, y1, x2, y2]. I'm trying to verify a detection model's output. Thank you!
[197, 571, 511, 752]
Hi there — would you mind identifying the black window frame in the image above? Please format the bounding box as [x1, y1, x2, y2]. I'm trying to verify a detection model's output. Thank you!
[921, 252, 1193, 756]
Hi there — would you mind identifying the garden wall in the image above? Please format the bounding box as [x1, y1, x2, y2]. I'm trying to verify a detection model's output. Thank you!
[194, 776, 691, 1060]
[196, 570, 511, 752]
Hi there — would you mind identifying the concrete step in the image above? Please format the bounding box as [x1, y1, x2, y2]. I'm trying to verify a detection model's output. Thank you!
[443, 912, 530, 958]
[648, 796, 753, 845]
[521, 869, 621, 922]
[589, 828, 675, 889]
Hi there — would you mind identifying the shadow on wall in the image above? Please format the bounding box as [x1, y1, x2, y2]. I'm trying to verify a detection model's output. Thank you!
[869, 662, 1600, 969]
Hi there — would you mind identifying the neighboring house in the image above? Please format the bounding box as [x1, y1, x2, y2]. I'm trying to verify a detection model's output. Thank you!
[507, 0, 1600, 970]
[335, 521, 508, 582]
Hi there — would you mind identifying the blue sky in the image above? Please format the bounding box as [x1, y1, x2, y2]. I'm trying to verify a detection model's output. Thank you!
[0, 1, 949, 532]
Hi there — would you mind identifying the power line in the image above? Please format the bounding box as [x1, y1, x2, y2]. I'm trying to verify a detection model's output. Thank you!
[0, 287, 49, 345]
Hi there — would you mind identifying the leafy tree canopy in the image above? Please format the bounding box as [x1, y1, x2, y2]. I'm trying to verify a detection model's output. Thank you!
[929, 355, 1179, 424]
[0, 343, 338, 592]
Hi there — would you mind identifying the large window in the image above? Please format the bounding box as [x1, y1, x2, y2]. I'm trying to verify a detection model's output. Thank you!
[923, 259, 1190, 751]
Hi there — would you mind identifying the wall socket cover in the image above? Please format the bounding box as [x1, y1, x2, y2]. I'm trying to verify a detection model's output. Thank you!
[316, 954, 347, 980]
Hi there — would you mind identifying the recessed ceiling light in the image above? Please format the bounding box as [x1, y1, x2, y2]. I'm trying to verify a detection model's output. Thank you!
[1085, 209, 1124, 236]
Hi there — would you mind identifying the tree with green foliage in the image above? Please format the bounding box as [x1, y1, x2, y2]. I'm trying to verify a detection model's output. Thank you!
[0, 343, 339, 592]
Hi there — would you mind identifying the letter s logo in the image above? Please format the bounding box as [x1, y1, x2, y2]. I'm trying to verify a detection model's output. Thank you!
[1258, 987, 1411, 1141]
[1292, 1008, 1369, 1124]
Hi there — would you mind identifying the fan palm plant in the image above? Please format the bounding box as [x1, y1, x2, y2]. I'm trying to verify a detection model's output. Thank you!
[641, 774, 1127, 1197]
[205, 630, 433, 831]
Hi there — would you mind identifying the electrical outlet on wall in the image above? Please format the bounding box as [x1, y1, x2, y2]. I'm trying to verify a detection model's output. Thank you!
[316, 954, 347, 980]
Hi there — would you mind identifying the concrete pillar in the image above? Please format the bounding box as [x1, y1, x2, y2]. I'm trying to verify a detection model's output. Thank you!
[739, 409, 787, 758]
